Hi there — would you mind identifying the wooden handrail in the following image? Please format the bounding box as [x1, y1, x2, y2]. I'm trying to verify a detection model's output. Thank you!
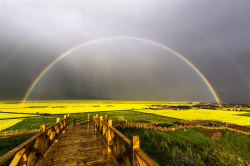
[0, 132, 42, 165]
[71, 114, 91, 126]
[0, 115, 71, 165]
[109, 125, 131, 146]
[1, 114, 159, 166]
[134, 148, 159, 166]
[94, 115, 159, 166]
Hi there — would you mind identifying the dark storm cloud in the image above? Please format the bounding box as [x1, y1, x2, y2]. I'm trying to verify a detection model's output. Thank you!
[0, 0, 249, 102]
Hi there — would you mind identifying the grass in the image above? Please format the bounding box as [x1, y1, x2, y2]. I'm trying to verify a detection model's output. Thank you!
[2, 110, 178, 132]
[236, 112, 250, 117]
[1, 100, 249, 127]
[1, 100, 249, 131]
[118, 127, 250, 165]
[154, 123, 174, 128]
[0, 107, 249, 165]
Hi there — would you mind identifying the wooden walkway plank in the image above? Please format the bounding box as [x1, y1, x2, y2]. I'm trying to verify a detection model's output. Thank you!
[36, 123, 117, 166]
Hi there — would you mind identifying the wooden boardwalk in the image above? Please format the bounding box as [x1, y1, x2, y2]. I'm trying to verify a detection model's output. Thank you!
[0, 115, 159, 166]
[37, 122, 117, 166]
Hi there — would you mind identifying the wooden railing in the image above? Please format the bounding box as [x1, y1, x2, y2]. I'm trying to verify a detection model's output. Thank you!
[0, 114, 159, 166]
[0, 115, 70, 166]
[94, 115, 159, 166]
[69, 114, 91, 125]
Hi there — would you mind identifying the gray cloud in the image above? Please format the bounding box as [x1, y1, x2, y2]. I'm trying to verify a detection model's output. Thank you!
[0, 0, 249, 102]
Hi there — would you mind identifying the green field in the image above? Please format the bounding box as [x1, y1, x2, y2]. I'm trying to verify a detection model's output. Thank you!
[118, 127, 250, 165]
[0, 100, 249, 131]
[0, 102, 249, 166]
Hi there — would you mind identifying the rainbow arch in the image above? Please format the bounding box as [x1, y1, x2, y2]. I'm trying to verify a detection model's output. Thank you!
[22, 36, 221, 104]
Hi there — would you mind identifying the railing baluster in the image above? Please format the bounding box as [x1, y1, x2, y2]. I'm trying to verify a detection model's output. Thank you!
[131, 135, 140, 166]
[107, 119, 112, 152]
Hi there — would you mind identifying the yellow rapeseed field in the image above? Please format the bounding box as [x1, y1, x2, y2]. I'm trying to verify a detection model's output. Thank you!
[0, 100, 249, 128]
[0, 119, 25, 131]
[136, 109, 250, 126]
[0, 113, 37, 119]
[0, 100, 153, 114]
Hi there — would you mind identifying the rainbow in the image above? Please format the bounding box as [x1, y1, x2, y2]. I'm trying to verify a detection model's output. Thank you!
[22, 36, 221, 104]
[161, 15, 250, 90]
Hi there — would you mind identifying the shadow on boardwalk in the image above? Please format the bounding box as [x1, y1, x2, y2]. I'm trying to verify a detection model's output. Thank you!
[37, 123, 117, 166]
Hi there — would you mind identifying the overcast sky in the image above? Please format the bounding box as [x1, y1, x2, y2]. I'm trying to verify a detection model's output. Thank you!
[0, 0, 249, 103]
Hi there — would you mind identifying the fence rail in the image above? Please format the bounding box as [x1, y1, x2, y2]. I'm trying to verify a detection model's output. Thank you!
[118, 121, 250, 135]
[0, 114, 159, 166]
[94, 115, 159, 166]
[0, 115, 70, 166]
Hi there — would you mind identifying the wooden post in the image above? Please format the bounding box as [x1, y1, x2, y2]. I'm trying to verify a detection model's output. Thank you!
[74, 115, 76, 125]
[100, 116, 103, 133]
[40, 124, 46, 132]
[93, 116, 97, 132]
[96, 114, 98, 118]
[131, 134, 140, 166]
[88, 114, 90, 123]
[107, 119, 112, 152]
[40, 124, 46, 158]
[62, 115, 67, 129]
[105, 114, 107, 121]
[67, 114, 70, 125]
[56, 117, 60, 123]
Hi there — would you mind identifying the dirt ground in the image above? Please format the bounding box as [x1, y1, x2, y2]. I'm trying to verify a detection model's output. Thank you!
[203, 129, 222, 141]
[228, 125, 250, 132]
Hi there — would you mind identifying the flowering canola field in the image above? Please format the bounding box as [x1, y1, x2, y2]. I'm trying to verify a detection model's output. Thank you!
[136, 109, 250, 126]
[0, 100, 249, 131]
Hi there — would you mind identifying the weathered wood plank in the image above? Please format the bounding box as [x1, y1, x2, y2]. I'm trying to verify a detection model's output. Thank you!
[36, 123, 117, 166]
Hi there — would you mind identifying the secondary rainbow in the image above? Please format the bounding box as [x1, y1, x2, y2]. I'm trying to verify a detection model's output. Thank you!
[22, 36, 221, 104]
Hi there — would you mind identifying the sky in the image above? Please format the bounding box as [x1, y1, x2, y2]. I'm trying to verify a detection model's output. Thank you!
[0, 0, 249, 103]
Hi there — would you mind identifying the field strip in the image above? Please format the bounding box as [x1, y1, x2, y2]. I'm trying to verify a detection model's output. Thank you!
[135, 109, 250, 126]
[0, 118, 25, 131]
[0, 112, 38, 119]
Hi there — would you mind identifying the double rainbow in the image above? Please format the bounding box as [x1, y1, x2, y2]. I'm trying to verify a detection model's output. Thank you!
[22, 36, 221, 104]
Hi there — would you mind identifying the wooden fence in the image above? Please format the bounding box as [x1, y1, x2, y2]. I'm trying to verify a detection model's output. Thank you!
[0, 130, 39, 139]
[94, 115, 159, 166]
[118, 121, 250, 135]
[0, 114, 159, 166]
[0, 115, 70, 166]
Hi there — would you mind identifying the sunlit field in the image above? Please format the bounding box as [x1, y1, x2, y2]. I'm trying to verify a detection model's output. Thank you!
[0, 119, 25, 131]
[0, 100, 249, 165]
[0, 100, 249, 131]
[0, 113, 38, 131]
[0, 100, 154, 114]
[0, 113, 37, 119]
[136, 109, 250, 126]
